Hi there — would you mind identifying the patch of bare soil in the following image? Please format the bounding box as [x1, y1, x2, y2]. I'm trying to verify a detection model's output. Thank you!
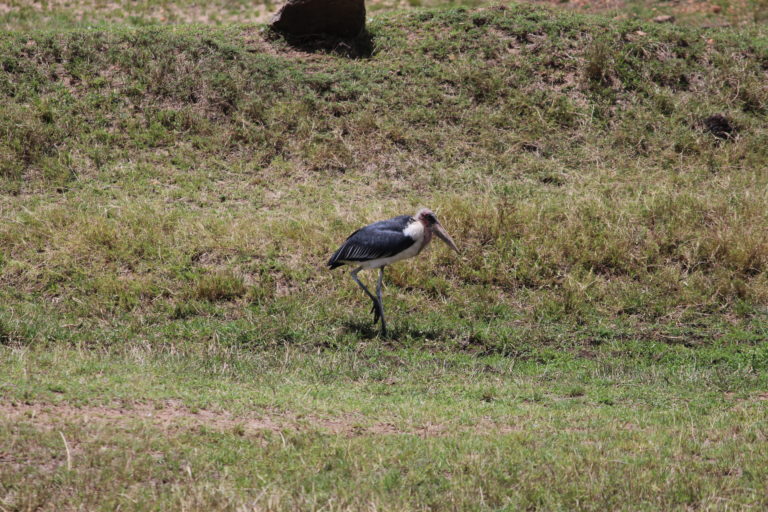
[530, 0, 754, 25]
[535, 0, 626, 11]
[529, 0, 707, 13]
[5, 0, 275, 24]
[0, 401, 520, 438]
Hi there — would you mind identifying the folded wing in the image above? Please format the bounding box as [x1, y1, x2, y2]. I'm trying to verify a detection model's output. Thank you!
[328, 216, 416, 268]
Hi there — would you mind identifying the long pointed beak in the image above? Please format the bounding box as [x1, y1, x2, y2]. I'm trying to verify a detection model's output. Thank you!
[433, 223, 459, 253]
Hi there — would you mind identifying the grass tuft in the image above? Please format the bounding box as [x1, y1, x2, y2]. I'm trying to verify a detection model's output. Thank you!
[191, 270, 247, 302]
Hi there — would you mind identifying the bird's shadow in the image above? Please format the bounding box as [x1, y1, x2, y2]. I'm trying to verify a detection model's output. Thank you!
[340, 319, 449, 342]
[341, 319, 385, 340]
[265, 29, 375, 59]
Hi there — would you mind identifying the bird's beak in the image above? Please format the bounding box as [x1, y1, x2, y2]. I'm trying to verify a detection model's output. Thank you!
[434, 223, 459, 253]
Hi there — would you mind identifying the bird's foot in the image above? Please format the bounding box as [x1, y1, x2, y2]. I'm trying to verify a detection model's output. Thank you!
[376, 309, 387, 336]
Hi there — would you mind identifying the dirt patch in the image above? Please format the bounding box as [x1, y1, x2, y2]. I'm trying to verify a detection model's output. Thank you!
[5, 0, 275, 25]
[2, 400, 340, 436]
[531, 0, 755, 25]
[725, 391, 768, 404]
[531, 0, 627, 12]
[0, 401, 519, 438]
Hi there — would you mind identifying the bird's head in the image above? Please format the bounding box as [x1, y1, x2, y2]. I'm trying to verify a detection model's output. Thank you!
[415, 208, 459, 253]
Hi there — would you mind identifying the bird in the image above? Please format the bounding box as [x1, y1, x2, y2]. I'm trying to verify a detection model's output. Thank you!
[328, 208, 459, 335]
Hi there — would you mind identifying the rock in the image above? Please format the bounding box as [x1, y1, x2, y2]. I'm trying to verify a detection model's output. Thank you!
[652, 15, 675, 23]
[270, 0, 366, 38]
[703, 114, 736, 140]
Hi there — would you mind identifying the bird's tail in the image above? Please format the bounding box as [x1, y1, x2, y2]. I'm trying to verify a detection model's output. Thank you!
[327, 248, 344, 269]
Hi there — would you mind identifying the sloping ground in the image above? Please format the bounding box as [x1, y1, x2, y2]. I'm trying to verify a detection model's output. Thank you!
[1, 4, 767, 351]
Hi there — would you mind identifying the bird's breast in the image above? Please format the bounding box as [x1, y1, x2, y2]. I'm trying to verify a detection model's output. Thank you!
[403, 220, 432, 254]
[403, 220, 424, 241]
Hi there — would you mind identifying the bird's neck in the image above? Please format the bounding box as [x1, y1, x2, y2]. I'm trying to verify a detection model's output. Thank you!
[404, 219, 432, 253]
[421, 226, 433, 251]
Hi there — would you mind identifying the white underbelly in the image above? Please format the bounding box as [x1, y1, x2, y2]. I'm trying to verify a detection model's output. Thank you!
[356, 241, 424, 269]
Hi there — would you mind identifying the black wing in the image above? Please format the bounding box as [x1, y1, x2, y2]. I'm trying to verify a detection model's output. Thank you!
[328, 215, 416, 269]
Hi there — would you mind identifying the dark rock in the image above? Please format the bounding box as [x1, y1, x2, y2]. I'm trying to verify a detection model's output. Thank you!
[703, 114, 736, 140]
[270, 0, 366, 38]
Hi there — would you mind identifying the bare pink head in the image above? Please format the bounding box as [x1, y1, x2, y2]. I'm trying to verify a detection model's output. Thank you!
[415, 208, 459, 253]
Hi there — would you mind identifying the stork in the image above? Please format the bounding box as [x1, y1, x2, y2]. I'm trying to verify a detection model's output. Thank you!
[328, 208, 459, 335]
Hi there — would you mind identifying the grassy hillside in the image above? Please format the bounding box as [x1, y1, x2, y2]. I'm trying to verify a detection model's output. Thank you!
[2, 2, 768, 510]
[2, 4, 767, 349]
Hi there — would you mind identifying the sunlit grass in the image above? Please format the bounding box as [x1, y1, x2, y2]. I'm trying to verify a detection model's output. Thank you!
[1, 6, 767, 345]
[2, 343, 768, 510]
[1, 2, 767, 509]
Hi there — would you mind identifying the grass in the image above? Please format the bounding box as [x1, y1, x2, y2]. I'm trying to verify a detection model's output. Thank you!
[1, 4, 767, 346]
[3, 343, 768, 509]
[0, 0, 277, 31]
[1, 0, 768, 509]
[2, 0, 766, 31]
[534, 0, 768, 27]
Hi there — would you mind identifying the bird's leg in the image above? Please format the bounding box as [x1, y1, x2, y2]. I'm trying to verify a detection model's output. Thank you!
[369, 266, 386, 323]
[351, 268, 384, 332]
[370, 302, 380, 324]
[376, 266, 386, 334]
[368, 267, 387, 331]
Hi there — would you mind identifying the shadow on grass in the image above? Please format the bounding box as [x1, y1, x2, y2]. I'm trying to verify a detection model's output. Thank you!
[341, 319, 383, 339]
[341, 319, 451, 342]
[266, 29, 375, 59]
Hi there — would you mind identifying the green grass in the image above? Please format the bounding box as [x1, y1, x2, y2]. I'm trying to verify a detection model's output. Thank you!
[1, 1, 768, 509]
[0, 0, 277, 31]
[1, 4, 767, 345]
[537, 0, 768, 27]
[3, 343, 768, 510]
[2, 0, 766, 31]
